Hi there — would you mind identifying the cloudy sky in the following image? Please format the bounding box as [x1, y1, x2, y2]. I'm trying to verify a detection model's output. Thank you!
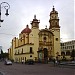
[0, 0, 74, 52]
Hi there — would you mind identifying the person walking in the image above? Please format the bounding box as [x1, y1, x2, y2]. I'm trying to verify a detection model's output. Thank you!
[22, 59, 24, 64]
[53, 59, 58, 66]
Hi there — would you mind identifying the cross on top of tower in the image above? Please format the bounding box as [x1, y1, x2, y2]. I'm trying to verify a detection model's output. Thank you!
[53, 5, 55, 11]
[34, 15, 36, 19]
[53, 5, 54, 8]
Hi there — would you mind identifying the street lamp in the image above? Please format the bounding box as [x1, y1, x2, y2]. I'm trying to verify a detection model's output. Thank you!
[0, 2, 10, 27]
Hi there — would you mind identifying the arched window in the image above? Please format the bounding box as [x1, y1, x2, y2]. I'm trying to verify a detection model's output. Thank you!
[61, 52, 65, 56]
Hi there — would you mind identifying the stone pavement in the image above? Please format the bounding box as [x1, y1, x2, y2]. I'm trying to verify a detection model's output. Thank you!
[0, 62, 75, 75]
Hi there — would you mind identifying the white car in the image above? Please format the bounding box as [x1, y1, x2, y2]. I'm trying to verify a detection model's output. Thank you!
[5, 60, 12, 65]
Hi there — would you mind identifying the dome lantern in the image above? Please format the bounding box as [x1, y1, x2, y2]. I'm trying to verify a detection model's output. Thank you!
[50, 6, 58, 15]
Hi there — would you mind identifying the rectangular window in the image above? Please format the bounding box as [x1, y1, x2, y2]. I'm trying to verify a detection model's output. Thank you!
[18, 50, 19, 54]
[15, 50, 17, 54]
[30, 47, 32, 53]
[22, 48, 23, 54]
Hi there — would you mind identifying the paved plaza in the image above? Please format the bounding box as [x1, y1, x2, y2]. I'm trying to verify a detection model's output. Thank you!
[0, 62, 75, 75]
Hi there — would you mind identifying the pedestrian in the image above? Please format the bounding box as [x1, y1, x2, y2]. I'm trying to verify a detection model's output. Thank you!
[53, 59, 58, 66]
[55, 60, 58, 65]
[58, 60, 60, 65]
[53, 59, 55, 66]
[22, 59, 24, 64]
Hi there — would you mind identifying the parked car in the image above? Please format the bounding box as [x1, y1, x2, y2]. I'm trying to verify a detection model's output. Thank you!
[25, 59, 34, 65]
[5, 60, 12, 65]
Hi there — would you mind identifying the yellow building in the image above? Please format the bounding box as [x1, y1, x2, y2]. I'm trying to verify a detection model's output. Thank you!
[8, 6, 61, 62]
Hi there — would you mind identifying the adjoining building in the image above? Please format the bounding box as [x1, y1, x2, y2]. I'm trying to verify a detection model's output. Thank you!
[60, 40, 75, 60]
[8, 6, 61, 62]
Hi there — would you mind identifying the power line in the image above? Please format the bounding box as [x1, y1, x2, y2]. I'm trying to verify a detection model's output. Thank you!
[0, 32, 18, 36]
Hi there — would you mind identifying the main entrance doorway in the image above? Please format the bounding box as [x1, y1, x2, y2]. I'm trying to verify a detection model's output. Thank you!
[43, 48, 48, 63]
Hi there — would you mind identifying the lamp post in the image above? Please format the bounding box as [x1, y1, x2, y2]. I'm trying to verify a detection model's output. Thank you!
[0, 2, 10, 27]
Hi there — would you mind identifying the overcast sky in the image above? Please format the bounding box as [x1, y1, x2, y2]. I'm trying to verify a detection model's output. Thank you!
[0, 0, 74, 52]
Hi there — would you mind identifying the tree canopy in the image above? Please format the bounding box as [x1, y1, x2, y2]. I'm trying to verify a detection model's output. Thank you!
[71, 49, 75, 60]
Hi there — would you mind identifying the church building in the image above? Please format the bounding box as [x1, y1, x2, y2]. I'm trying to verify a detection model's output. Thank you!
[8, 6, 61, 62]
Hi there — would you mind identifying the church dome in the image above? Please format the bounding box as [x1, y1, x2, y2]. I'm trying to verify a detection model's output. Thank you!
[21, 25, 31, 34]
[50, 6, 58, 15]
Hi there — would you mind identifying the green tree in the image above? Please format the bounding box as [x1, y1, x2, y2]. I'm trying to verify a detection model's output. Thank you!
[0, 49, 3, 59]
[3, 53, 9, 58]
[0, 50, 8, 59]
[71, 49, 75, 61]
[1, 49, 3, 54]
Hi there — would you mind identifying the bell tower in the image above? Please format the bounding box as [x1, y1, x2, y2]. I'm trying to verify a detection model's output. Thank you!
[31, 15, 40, 29]
[49, 6, 60, 29]
[49, 6, 61, 58]
[30, 15, 40, 60]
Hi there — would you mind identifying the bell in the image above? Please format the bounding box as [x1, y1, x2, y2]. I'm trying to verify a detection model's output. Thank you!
[5, 9, 9, 16]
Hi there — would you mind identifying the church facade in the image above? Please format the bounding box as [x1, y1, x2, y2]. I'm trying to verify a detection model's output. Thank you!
[8, 6, 61, 62]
